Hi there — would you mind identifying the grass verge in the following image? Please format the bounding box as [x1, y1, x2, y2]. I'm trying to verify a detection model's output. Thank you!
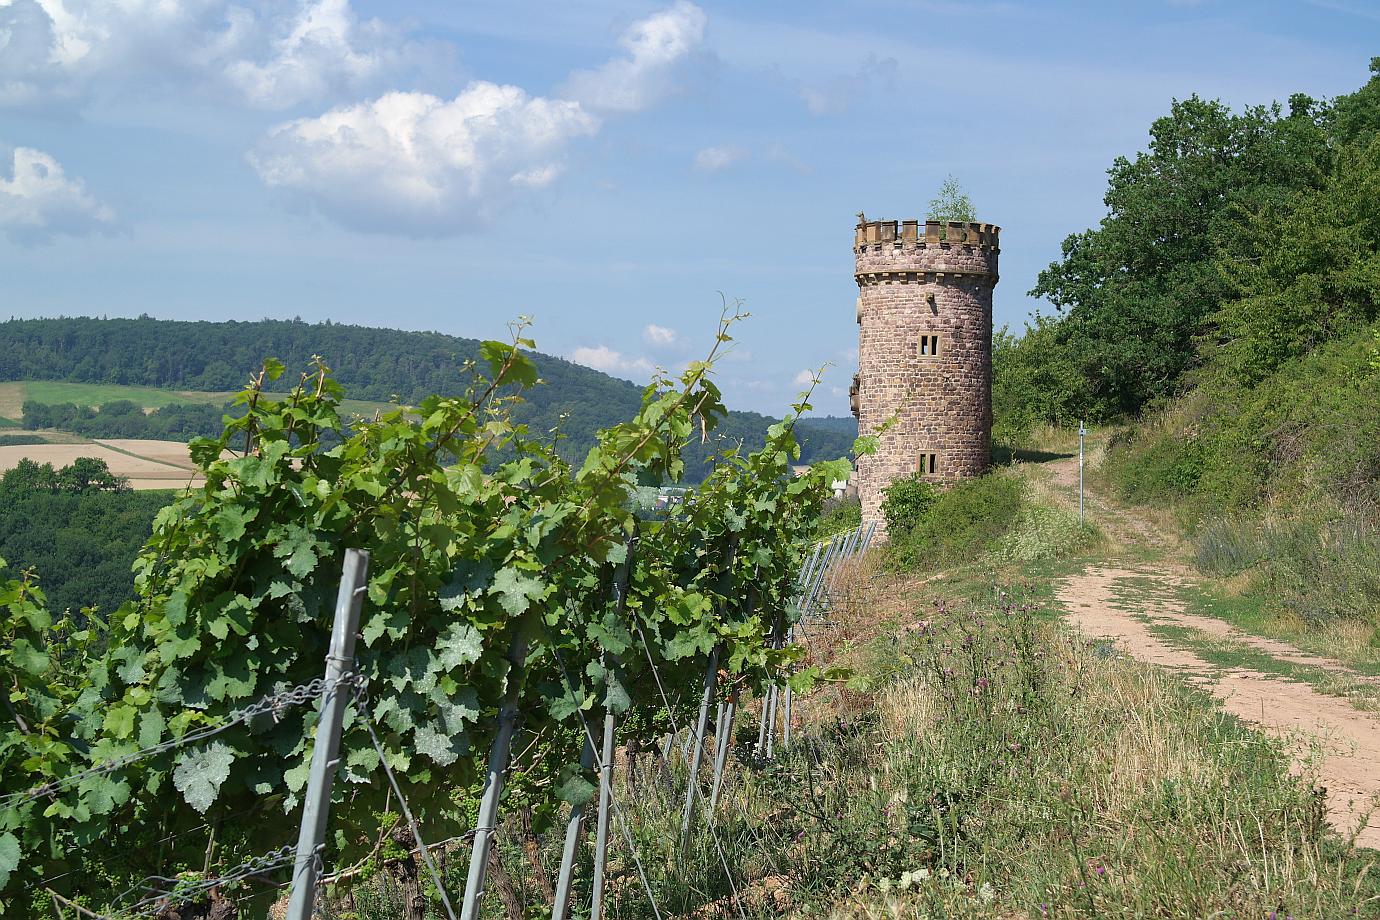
[320, 562, 1380, 919]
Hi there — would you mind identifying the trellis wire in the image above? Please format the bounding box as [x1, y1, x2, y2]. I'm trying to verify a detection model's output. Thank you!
[6, 673, 367, 807]
[110, 845, 297, 918]
[363, 710, 459, 919]
[540, 619, 668, 920]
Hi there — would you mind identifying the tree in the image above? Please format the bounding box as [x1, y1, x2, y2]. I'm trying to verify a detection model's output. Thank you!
[1024, 95, 1330, 418]
[927, 175, 976, 222]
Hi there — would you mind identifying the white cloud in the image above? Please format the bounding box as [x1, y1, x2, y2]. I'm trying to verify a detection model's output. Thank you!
[560, 1, 705, 113]
[693, 145, 746, 172]
[793, 369, 816, 386]
[0, 0, 400, 109]
[248, 84, 598, 235]
[251, 2, 706, 235]
[801, 54, 899, 116]
[642, 323, 678, 347]
[0, 146, 115, 245]
[569, 345, 655, 378]
[223, 0, 396, 109]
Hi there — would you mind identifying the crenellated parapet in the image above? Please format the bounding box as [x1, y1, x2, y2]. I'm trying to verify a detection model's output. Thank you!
[854, 219, 1000, 251]
[854, 218, 1000, 287]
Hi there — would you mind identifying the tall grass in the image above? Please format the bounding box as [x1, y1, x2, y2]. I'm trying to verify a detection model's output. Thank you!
[323, 572, 1379, 918]
[1196, 512, 1380, 630]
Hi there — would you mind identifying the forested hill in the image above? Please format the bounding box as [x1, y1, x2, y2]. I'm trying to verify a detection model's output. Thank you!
[0, 316, 857, 479]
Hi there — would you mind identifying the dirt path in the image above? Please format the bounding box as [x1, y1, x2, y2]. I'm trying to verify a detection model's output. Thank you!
[1045, 455, 1380, 848]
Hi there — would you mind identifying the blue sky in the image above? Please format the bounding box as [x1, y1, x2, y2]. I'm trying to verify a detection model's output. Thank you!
[1, 0, 1375, 416]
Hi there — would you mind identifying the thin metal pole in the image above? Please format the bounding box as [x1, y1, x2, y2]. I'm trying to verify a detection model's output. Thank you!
[831, 528, 860, 592]
[799, 536, 838, 621]
[590, 700, 617, 920]
[781, 626, 795, 750]
[798, 544, 822, 595]
[765, 684, 778, 759]
[591, 536, 634, 920]
[710, 686, 737, 810]
[460, 637, 528, 920]
[551, 737, 595, 920]
[1079, 420, 1086, 526]
[679, 646, 720, 849]
[286, 549, 369, 920]
[756, 686, 770, 751]
[782, 683, 792, 750]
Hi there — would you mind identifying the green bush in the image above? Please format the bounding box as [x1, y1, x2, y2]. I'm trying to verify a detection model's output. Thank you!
[886, 475, 1024, 571]
[1103, 430, 1205, 505]
[1193, 516, 1265, 577]
[879, 475, 939, 540]
[815, 493, 861, 539]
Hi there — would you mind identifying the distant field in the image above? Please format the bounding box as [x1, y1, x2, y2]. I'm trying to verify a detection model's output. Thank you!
[0, 380, 394, 420]
[0, 441, 203, 490]
[0, 380, 397, 491]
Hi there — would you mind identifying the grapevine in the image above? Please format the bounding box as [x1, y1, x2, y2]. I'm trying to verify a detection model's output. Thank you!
[0, 311, 843, 916]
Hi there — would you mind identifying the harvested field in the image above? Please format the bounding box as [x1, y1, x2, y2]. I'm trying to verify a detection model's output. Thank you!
[0, 382, 24, 422]
[95, 439, 201, 470]
[0, 442, 201, 490]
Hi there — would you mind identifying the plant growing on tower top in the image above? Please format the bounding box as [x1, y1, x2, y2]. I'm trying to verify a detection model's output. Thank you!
[927, 175, 976, 222]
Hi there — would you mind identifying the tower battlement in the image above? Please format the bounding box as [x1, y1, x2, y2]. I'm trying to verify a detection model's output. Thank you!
[854, 219, 1001, 252]
[852, 214, 1001, 539]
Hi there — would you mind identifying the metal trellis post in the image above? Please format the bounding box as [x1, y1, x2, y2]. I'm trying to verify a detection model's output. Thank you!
[460, 637, 528, 920]
[860, 520, 877, 554]
[710, 686, 738, 810]
[551, 736, 595, 920]
[679, 645, 720, 849]
[765, 683, 778, 759]
[286, 549, 369, 920]
[590, 697, 617, 920]
[781, 627, 795, 751]
[591, 535, 635, 920]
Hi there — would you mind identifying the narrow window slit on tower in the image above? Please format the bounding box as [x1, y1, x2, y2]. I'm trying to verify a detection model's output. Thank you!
[917, 452, 939, 475]
[918, 334, 940, 358]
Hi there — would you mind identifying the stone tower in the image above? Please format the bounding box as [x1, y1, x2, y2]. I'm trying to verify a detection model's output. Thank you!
[850, 217, 1001, 536]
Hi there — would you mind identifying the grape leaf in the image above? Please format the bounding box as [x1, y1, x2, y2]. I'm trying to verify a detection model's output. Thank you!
[556, 769, 596, 807]
[415, 725, 461, 767]
[438, 623, 484, 670]
[0, 833, 18, 889]
[490, 567, 544, 616]
[173, 742, 235, 814]
[10, 638, 48, 675]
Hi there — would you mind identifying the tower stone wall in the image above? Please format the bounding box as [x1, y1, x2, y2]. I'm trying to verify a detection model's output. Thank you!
[850, 218, 1000, 537]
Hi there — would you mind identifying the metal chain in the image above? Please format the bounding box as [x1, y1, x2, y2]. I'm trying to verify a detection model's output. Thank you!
[110, 845, 297, 917]
[7, 673, 368, 806]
